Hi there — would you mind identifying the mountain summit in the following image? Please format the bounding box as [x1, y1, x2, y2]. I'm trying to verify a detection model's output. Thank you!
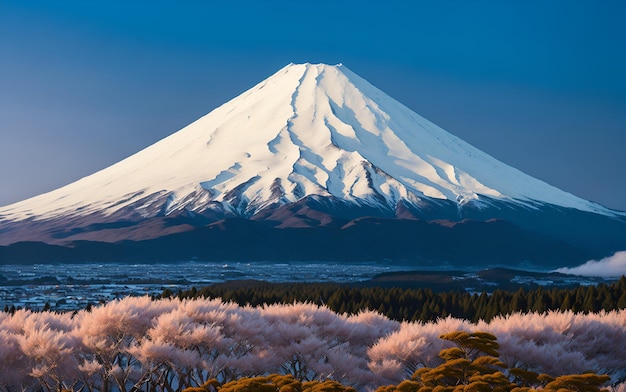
[1, 63, 624, 265]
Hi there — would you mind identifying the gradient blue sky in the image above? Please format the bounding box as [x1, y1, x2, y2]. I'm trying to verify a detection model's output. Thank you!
[1, 1, 625, 210]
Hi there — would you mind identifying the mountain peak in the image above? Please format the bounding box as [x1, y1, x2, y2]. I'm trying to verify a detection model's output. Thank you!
[284, 62, 344, 69]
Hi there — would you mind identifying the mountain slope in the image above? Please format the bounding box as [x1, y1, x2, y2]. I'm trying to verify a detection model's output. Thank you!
[0, 63, 618, 222]
[0, 63, 624, 264]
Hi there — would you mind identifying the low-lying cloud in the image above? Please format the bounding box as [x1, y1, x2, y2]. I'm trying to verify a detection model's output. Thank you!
[556, 251, 626, 278]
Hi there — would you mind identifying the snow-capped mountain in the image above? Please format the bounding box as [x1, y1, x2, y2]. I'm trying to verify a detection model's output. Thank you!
[1, 63, 624, 265]
[0, 63, 617, 220]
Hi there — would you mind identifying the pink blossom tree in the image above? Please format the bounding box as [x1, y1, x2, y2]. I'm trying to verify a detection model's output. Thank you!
[0, 296, 624, 391]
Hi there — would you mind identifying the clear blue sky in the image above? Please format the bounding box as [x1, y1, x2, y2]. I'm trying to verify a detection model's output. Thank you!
[1, 1, 625, 210]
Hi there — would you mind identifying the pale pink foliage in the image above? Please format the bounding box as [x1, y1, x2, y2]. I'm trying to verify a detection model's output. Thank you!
[0, 308, 32, 334]
[367, 316, 472, 383]
[257, 302, 388, 385]
[478, 310, 626, 380]
[614, 382, 626, 392]
[0, 330, 32, 389]
[0, 297, 624, 392]
[17, 319, 81, 391]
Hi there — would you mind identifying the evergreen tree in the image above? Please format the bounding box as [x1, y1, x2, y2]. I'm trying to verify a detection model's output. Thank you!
[375, 331, 611, 392]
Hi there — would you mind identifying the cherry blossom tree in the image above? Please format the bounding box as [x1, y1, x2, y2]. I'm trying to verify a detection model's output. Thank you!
[0, 296, 624, 391]
[0, 329, 33, 391]
[16, 318, 81, 392]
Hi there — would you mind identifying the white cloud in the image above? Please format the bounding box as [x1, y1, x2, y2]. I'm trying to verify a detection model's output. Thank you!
[556, 251, 626, 278]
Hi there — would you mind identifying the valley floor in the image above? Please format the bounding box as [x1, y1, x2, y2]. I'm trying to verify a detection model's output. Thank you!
[0, 262, 617, 312]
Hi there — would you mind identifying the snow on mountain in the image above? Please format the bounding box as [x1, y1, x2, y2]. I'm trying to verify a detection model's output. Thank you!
[0, 63, 619, 224]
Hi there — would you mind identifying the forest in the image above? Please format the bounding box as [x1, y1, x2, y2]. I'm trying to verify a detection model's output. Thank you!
[1, 293, 625, 391]
[182, 331, 615, 392]
[166, 276, 626, 322]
